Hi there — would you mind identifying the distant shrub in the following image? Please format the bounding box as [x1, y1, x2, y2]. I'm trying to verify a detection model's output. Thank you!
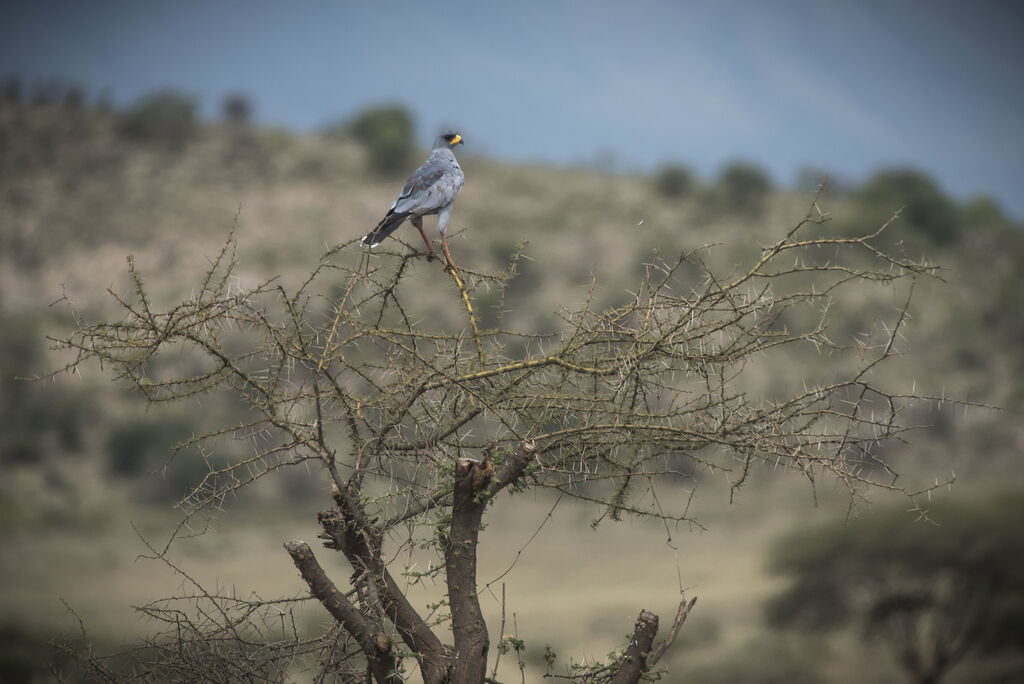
[856, 168, 958, 245]
[0, 315, 87, 465]
[653, 163, 696, 199]
[95, 88, 114, 114]
[337, 104, 416, 176]
[794, 166, 850, 196]
[117, 89, 198, 148]
[3, 75, 22, 103]
[717, 161, 773, 216]
[683, 636, 826, 684]
[105, 416, 191, 476]
[984, 237, 1024, 350]
[221, 92, 253, 126]
[108, 419, 162, 477]
[958, 195, 1008, 232]
[767, 495, 1024, 684]
[62, 84, 86, 112]
[0, 623, 57, 683]
[29, 78, 64, 106]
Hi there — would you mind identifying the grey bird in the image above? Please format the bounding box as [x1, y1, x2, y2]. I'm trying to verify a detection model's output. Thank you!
[362, 131, 465, 272]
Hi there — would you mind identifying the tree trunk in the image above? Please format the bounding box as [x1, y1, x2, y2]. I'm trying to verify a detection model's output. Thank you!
[610, 610, 660, 684]
[284, 540, 400, 683]
[445, 458, 493, 684]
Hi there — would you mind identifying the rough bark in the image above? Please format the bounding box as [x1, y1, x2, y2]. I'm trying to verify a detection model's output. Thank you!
[284, 540, 400, 683]
[289, 440, 537, 684]
[485, 439, 536, 497]
[317, 493, 451, 684]
[446, 458, 493, 684]
[610, 610, 660, 684]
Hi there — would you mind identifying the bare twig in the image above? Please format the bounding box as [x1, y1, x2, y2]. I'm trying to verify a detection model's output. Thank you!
[648, 596, 697, 667]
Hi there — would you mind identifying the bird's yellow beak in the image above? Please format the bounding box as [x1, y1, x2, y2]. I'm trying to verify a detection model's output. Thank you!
[450, 134, 463, 146]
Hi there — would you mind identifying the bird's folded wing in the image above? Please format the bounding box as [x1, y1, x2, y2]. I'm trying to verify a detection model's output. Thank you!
[393, 163, 462, 214]
[392, 162, 444, 201]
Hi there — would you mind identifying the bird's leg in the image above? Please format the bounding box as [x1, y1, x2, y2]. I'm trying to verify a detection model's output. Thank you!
[412, 217, 437, 261]
[441, 232, 458, 273]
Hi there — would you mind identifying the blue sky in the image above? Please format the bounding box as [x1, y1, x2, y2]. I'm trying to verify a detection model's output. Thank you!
[3, 0, 1022, 217]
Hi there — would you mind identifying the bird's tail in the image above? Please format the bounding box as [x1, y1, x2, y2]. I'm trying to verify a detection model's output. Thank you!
[362, 211, 410, 247]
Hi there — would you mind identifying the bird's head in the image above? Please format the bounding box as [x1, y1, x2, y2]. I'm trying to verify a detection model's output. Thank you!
[435, 131, 464, 149]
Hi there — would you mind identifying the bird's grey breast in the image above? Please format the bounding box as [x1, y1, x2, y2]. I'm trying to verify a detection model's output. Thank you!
[392, 150, 463, 215]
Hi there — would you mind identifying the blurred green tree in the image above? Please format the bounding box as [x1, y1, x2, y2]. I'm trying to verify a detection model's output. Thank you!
[716, 161, 773, 216]
[766, 496, 1024, 684]
[29, 78, 64, 106]
[653, 163, 696, 199]
[3, 75, 22, 103]
[856, 169, 959, 246]
[117, 89, 198, 148]
[337, 103, 416, 176]
[955, 197, 1024, 354]
[221, 92, 252, 127]
[0, 623, 60, 683]
[1, 314, 85, 465]
[62, 84, 86, 112]
[105, 415, 208, 501]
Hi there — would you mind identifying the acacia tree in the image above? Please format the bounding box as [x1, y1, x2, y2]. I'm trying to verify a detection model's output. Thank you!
[766, 496, 1024, 684]
[55, 191, 942, 682]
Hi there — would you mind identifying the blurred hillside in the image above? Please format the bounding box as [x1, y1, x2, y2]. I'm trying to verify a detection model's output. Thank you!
[2, 90, 1023, 682]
